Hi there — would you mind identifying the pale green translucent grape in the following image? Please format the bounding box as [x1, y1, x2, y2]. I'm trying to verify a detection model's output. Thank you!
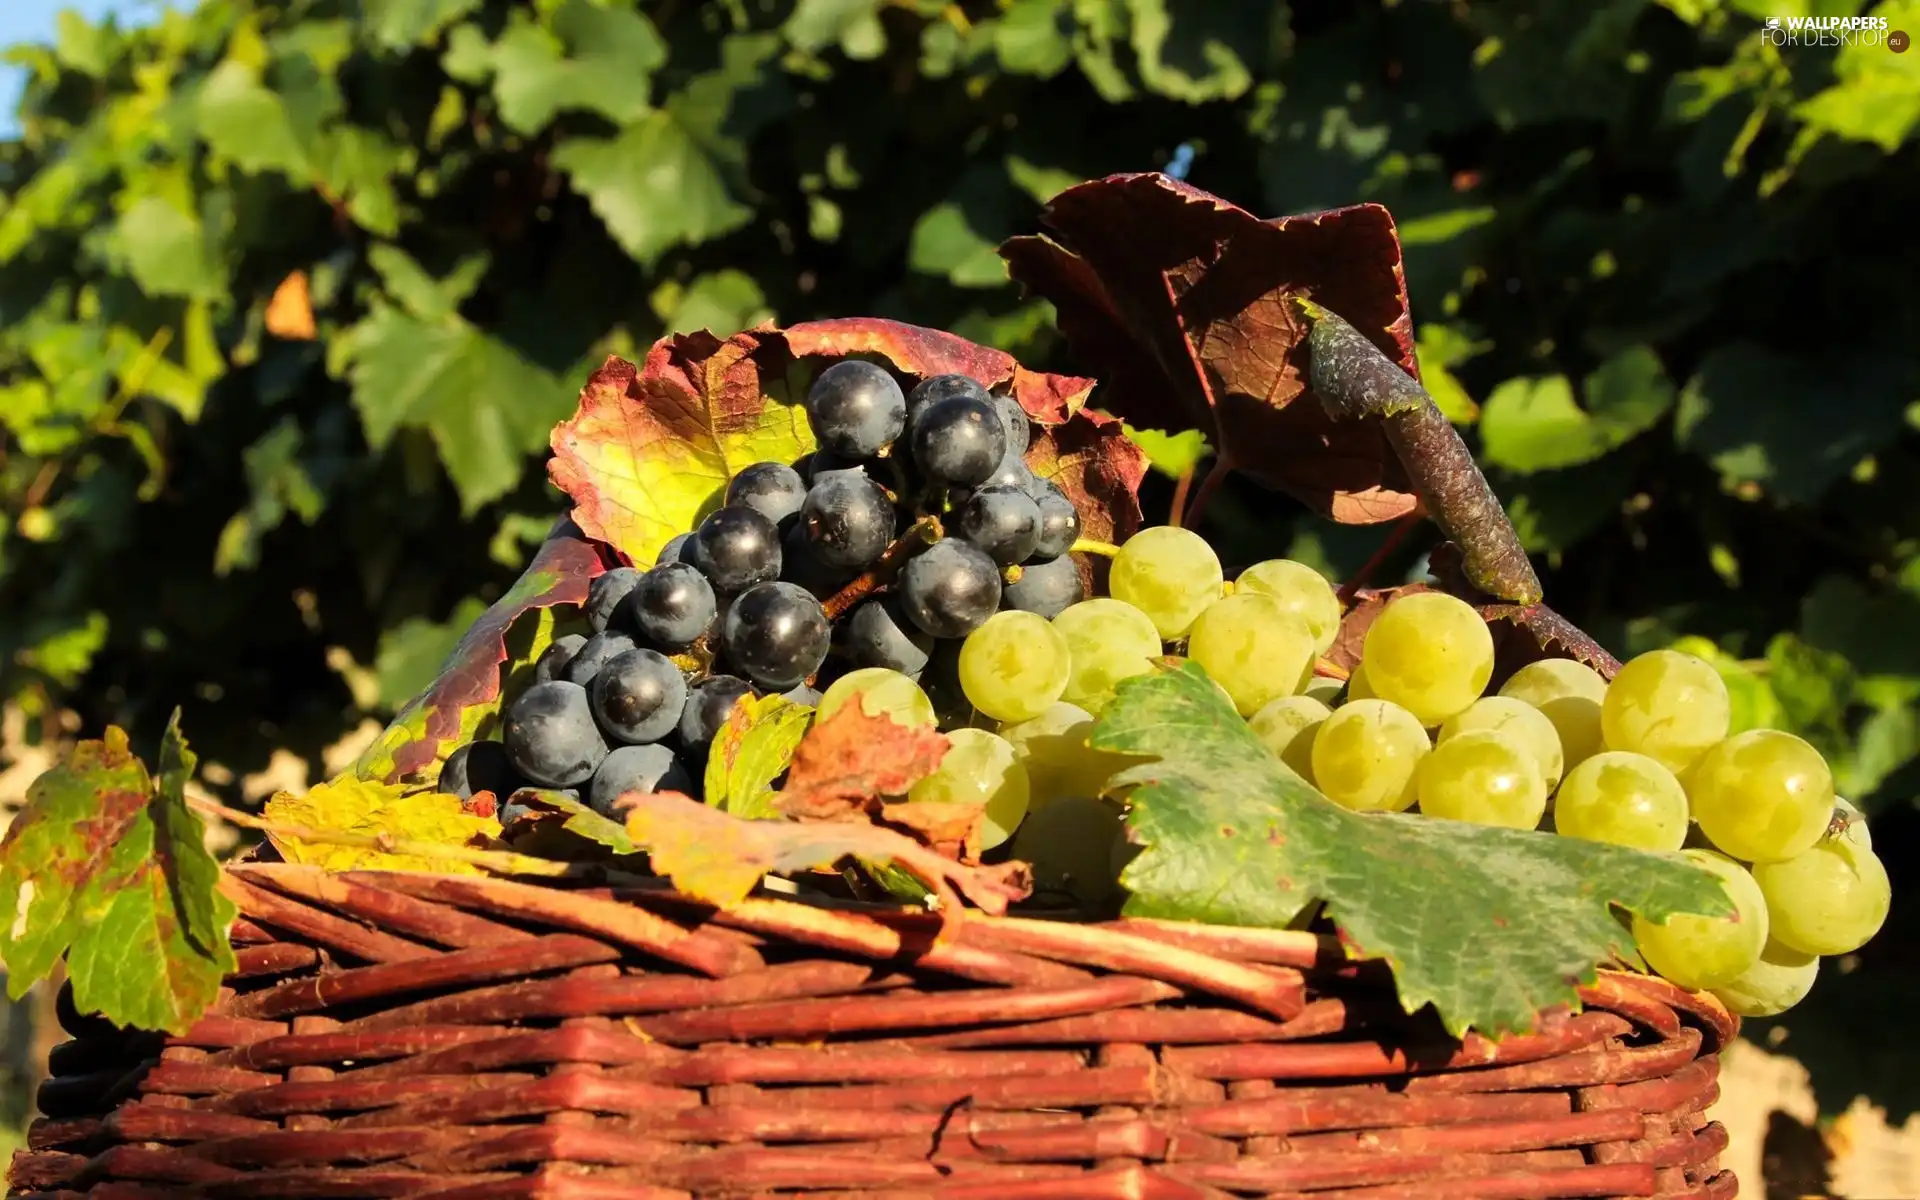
[1248, 694, 1331, 781]
[818, 667, 936, 728]
[1360, 592, 1495, 726]
[1345, 662, 1376, 701]
[1000, 702, 1129, 806]
[1415, 730, 1548, 830]
[1052, 599, 1164, 715]
[907, 727, 1030, 849]
[1010, 795, 1125, 909]
[1751, 836, 1890, 956]
[1108, 525, 1224, 639]
[1834, 796, 1872, 850]
[1687, 729, 1834, 863]
[1187, 593, 1318, 716]
[1439, 696, 1565, 791]
[1631, 849, 1768, 991]
[1499, 659, 1608, 768]
[1236, 559, 1343, 653]
[1711, 938, 1819, 1018]
[1601, 649, 1730, 773]
[1552, 751, 1689, 853]
[958, 610, 1072, 723]
[1310, 699, 1430, 813]
[1302, 675, 1346, 707]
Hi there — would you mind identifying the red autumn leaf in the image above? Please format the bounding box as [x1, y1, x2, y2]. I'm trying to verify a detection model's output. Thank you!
[1025, 405, 1148, 554]
[777, 702, 950, 822]
[1000, 172, 1420, 525]
[624, 789, 1032, 918]
[783, 317, 1092, 424]
[879, 798, 985, 862]
[355, 518, 606, 784]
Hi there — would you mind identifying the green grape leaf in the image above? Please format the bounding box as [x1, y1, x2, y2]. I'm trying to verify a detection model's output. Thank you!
[1124, 0, 1261, 104]
[705, 693, 815, 820]
[366, 0, 482, 49]
[0, 717, 236, 1035]
[553, 110, 753, 265]
[443, 3, 664, 135]
[1478, 346, 1675, 474]
[355, 518, 604, 785]
[1095, 661, 1733, 1038]
[196, 61, 311, 177]
[511, 789, 640, 855]
[113, 196, 223, 301]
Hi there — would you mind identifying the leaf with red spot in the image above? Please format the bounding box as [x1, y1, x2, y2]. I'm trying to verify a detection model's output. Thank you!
[777, 702, 951, 822]
[355, 517, 605, 785]
[0, 716, 236, 1034]
[1426, 542, 1623, 685]
[1001, 172, 1420, 524]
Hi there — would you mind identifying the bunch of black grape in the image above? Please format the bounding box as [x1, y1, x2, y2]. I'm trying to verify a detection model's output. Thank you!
[438, 362, 1086, 820]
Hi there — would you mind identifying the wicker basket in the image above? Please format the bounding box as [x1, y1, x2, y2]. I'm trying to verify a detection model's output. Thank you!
[9, 862, 1736, 1200]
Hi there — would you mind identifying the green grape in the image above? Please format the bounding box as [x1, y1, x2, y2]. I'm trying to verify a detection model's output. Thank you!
[1552, 751, 1689, 853]
[1600, 649, 1729, 773]
[1360, 592, 1495, 726]
[1499, 659, 1607, 769]
[1710, 938, 1819, 1018]
[1687, 729, 1833, 863]
[1345, 661, 1375, 701]
[1248, 694, 1331, 781]
[958, 610, 1071, 723]
[817, 667, 936, 728]
[1834, 796, 1871, 851]
[1310, 698, 1430, 813]
[999, 702, 1129, 806]
[1108, 525, 1224, 639]
[1009, 795, 1125, 908]
[1438, 696, 1565, 791]
[1301, 674, 1346, 707]
[1750, 836, 1890, 956]
[1415, 730, 1547, 830]
[1187, 593, 1318, 716]
[1630, 849, 1768, 991]
[1236, 559, 1343, 653]
[907, 727, 1030, 849]
[1052, 599, 1164, 715]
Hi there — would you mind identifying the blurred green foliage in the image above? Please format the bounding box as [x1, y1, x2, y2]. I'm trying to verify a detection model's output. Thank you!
[2, 0, 1919, 1117]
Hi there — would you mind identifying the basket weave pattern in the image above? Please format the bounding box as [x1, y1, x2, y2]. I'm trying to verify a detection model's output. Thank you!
[11, 863, 1736, 1199]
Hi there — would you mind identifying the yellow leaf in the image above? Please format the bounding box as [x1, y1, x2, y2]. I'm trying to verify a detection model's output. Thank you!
[264, 777, 501, 875]
[265, 271, 317, 340]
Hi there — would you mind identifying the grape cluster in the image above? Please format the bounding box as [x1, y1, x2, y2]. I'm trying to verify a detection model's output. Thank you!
[435, 360, 1087, 823]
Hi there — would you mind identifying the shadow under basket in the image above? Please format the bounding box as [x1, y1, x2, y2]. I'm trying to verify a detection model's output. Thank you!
[9, 863, 1738, 1200]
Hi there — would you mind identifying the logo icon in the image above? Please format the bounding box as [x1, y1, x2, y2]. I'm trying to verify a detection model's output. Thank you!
[1766, 16, 1781, 28]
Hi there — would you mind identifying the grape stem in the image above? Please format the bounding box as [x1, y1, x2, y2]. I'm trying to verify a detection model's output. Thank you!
[1293, 298, 1542, 606]
[1179, 457, 1233, 530]
[1070, 538, 1121, 558]
[821, 515, 945, 620]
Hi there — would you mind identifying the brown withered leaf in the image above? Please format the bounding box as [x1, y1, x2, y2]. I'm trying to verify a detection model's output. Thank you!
[1001, 172, 1420, 524]
[879, 799, 985, 862]
[777, 702, 950, 822]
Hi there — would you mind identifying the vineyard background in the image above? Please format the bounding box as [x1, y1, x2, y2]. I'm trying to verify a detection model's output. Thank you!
[1, 0, 1917, 1192]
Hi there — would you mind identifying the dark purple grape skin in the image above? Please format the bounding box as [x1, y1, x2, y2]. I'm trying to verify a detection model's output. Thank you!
[657, 532, 695, 566]
[898, 538, 1002, 638]
[502, 680, 609, 789]
[801, 471, 893, 570]
[589, 648, 688, 745]
[585, 567, 643, 634]
[1002, 554, 1085, 620]
[910, 395, 1007, 488]
[589, 743, 693, 818]
[677, 674, 754, 756]
[907, 374, 989, 429]
[629, 561, 717, 650]
[726, 462, 808, 528]
[956, 485, 1041, 566]
[780, 523, 857, 600]
[439, 740, 525, 802]
[1032, 482, 1082, 560]
[562, 631, 636, 687]
[991, 393, 1031, 456]
[690, 504, 782, 593]
[533, 633, 588, 684]
[722, 581, 832, 690]
[841, 597, 933, 678]
[978, 453, 1038, 497]
[806, 360, 908, 457]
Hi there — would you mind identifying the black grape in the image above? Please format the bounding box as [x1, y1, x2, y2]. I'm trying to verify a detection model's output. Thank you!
[439, 740, 524, 802]
[630, 561, 716, 650]
[589, 743, 693, 818]
[723, 581, 831, 690]
[978, 453, 1038, 497]
[991, 393, 1031, 456]
[726, 462, 808, 528]
[781, 523, 857, 600]
[898, 538, 1001, 638]
[533, 633, 587, 684]
[586, 567, 643, 634]
[1002, 554, 1085, 620]
[956, 485, 1041, 566]
[806, 360, 907, 457]
[911, 395, 1007, 488]
[841, 597, 933, 678]
[503, 680, 609, 789]
[678, 674, 754, 756]
[907, 373, 988, 430]
[1032, 481, 1082, 560]
[690, 504, 781, 593]
[801, 471, 893, 569]
[590, 648, 688, 744]
[563, 631, 636, 687]
[657, 532, 695, 565]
